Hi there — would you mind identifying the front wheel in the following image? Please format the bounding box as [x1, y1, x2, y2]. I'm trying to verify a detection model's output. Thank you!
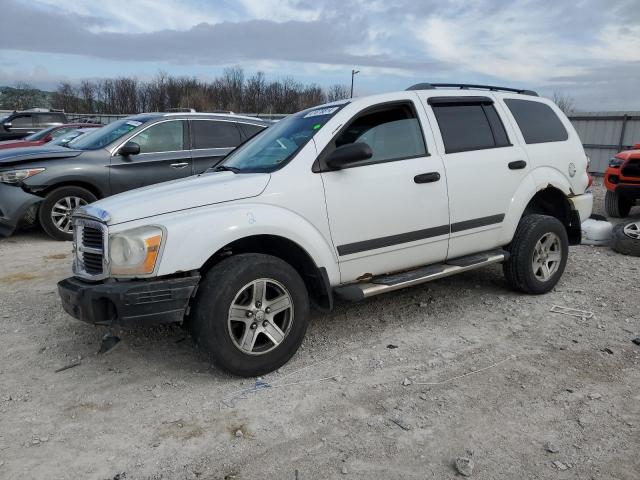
[38, 186, 97, 241]
[503, 214, 569, 294]
[190, 253, 310, 377]
[605, 190, 632, 218]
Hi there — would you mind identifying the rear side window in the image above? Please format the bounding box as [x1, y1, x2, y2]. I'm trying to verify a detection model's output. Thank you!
[430, 98, 510, 154]
[192, 120, 242, 149]
[504, 99, 568, 144]
[332, 102, 427, 165]
[240, 123, 266, 139]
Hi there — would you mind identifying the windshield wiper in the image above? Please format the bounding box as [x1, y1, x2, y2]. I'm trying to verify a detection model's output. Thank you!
[213, 165, 241, 173]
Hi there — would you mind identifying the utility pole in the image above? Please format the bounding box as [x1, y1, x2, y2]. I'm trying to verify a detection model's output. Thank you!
[350, 69, 360, 98]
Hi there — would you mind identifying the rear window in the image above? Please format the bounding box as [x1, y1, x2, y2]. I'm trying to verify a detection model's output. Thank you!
[192, 120, 242, 149]
[504, 99, 568, 144]
[431, 99, 510, 154]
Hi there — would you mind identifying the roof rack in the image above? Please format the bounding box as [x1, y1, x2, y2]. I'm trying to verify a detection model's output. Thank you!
[406, 83, 538, 97]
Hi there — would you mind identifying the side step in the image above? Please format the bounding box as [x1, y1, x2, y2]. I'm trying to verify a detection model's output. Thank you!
[334, 249, 509, 301]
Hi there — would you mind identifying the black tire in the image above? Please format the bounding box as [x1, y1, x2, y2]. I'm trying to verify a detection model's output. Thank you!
[610, 222, 640, 257]
[503, 214, 569, 294]
[605, 190, 632, 218]
[190, 253, 310, 377]
[38, 186, 97, 241]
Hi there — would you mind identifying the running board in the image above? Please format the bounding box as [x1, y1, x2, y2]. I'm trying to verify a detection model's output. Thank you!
[334, 249, 509, 301]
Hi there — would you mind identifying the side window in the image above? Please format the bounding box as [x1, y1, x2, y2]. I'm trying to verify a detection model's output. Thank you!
[50, 127, 74, 139]
[504, 99, 568, 144]
[240, 123, 266, 140]
[11, 115, 33, 128]
[133, 121, 184, 154]
[192, 120, 242, 149]
[37, 114, 64, 125]
[332, 103, 427, 165]
[431, 99, 510, 154]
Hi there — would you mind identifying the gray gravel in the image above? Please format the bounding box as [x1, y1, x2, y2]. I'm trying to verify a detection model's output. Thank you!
[0, 179, 638, 479]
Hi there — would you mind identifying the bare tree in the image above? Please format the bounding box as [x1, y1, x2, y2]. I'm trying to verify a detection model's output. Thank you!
[552, 91, 576, 115]
[325, 84, 350, 103]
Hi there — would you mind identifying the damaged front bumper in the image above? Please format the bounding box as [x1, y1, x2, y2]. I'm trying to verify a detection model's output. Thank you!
[58, 275, 200, 328]
[0, 182, 42, 237]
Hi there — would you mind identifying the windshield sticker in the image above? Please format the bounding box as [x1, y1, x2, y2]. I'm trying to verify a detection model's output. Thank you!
[126, 120, 142, 127]
[303, 107, 340, 118]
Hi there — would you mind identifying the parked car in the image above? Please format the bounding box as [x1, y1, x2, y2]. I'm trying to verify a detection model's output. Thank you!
[57, 83, 593, 377]
[0, 123, 102, 150]
[604, 144, 640, 217]
[0, 113, 271, 239]
[0, 109, 68, 141]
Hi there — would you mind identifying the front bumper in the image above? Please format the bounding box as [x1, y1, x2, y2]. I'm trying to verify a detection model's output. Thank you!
[58, 275, 200, 327]
[0, 182, 42, 237]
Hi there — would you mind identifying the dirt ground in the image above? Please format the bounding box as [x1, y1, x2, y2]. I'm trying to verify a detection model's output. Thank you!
[0, 179, 639, 480]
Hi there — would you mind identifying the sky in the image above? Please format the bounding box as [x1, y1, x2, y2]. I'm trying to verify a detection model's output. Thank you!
[1, 0, 639, 111]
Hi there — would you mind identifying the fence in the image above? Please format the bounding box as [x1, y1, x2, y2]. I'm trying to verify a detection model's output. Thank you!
[569, 112, 640, 174]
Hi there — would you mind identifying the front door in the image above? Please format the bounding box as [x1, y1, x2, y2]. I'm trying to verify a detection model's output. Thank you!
[109, 120, 192, 194]
[319, 100, 450, 283]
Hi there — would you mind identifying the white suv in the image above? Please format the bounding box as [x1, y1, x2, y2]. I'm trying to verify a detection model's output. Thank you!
[58, 83, 593, 376]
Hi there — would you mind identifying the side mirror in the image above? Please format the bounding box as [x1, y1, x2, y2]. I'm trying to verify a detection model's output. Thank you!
[634, 143, 640, 150]
[3, 122, 12, 131]
[119, 141, 140, 156]
[325, 142, 373, 170]
[43, 134, 53, 142]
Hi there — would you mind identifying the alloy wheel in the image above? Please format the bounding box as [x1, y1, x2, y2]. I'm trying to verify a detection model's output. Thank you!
[227, 278, 294, 355]
[50, 196, 87, 233]
[623, 222, 640, 240]
[531, 232, 562, 282]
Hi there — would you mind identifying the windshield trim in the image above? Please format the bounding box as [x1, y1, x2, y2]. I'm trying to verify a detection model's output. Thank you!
[219, 102, 348, 174]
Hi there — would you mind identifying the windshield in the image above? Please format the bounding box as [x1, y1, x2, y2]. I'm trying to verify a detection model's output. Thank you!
[49, 129, 84, 147]
[24, 126, 56, 141]
[68, 119, 143, 150]
[220, 104, 347, 173]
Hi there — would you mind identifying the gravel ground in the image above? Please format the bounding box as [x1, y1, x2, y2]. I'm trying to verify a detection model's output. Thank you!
[0, 179, 639, 480]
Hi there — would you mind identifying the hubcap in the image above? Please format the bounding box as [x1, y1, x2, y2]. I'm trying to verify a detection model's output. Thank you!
[623, 222, 640, 240]
[51, 196, 87, 233]
[227, 278, 294, 355]
[532, 232, 562, 282]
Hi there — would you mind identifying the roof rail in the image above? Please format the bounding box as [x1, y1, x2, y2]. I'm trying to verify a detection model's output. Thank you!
[406, 83, 538, 97]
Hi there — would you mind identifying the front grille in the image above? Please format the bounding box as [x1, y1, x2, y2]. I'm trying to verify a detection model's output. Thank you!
[622, 159, 640, 178]
[73, 218, 108, 280]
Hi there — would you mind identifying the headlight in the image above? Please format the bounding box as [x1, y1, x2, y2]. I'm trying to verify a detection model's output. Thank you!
[109, 226, 164, 276]
[608, 157, 624, 168]
[0, 168, 45, 184]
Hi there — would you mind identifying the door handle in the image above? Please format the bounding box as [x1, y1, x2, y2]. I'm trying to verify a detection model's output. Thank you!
[414, 172, 441, 184]
[170, 162, 189, 169]
[508, 160, 527, 170]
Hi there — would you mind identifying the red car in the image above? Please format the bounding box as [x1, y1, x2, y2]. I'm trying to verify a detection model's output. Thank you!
[604, 144, 640, 217]
[0, 123, 101, 150]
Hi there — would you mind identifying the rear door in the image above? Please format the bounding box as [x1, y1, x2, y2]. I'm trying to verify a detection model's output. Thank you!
[109, 119, 193, 194]
[420, 94, 530, 258]
[190, 120, 244, 173]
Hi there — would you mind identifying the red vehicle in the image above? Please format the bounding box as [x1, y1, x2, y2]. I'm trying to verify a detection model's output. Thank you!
[604, 144, 640, 217]
[0, 123, 101, 150]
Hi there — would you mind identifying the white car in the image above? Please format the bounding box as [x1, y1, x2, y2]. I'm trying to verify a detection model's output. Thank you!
[58, 83, 593, 376]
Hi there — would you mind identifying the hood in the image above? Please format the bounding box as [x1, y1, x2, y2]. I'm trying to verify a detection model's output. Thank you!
[0, 145, 83, 166]
[90, 171, 271, 225]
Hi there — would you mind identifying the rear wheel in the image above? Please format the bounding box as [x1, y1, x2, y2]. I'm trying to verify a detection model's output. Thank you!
[503, 214, 568, 294]
[605, 190, 632, 218]
[190, 253, 310, 377]
[38, 186, 97, 241]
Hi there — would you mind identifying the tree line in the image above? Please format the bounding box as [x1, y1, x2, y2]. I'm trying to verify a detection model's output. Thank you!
[19, 67, 349, 115]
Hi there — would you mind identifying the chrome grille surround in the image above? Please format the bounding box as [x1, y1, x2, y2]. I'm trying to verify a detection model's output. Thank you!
[72, 218, 109, 281]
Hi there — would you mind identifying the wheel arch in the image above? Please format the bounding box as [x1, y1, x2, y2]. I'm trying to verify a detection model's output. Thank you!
[201, 234, 334, 311]
[31, 179, 104, 200]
